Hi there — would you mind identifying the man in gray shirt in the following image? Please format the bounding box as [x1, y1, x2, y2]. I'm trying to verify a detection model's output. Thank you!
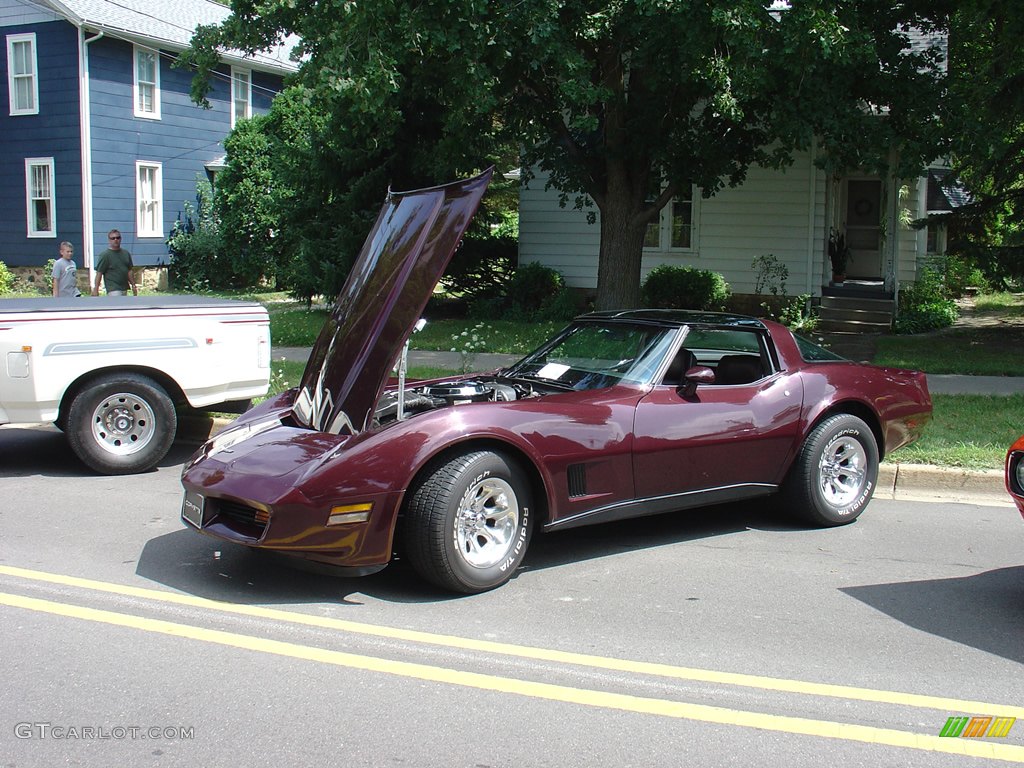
[51, 241, 81, 297]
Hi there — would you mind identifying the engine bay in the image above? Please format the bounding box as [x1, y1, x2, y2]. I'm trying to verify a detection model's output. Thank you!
[374, 376, 538, 424]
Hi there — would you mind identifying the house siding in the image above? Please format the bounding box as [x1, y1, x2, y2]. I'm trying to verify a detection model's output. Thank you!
[898, 175, 925, 285]
[519, 153, 828, 297]
[0, 0, 60, 27]
[0, 0, 291, 272]
[0, 18, 83, 267]
[87, 38, 282, 267]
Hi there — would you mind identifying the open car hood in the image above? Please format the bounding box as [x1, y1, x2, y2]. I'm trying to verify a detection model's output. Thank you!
[293, 168, 493, 434]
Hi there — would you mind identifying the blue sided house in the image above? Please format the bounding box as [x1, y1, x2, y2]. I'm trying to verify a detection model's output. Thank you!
[0, 0, 296, 276]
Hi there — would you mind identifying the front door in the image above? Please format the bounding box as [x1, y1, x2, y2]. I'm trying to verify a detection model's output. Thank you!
[632, 326, 805, 502]
[844, 179, 882, 278]
[633, 373, 804, 501]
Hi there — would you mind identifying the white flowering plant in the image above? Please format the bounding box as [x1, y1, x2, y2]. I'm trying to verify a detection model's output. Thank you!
[450, 322, 491, 373]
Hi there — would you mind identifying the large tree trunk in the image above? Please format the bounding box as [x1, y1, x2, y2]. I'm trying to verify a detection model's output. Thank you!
[594, 202, 648, 311]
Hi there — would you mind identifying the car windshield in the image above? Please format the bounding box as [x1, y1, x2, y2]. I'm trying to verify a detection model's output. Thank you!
[505, 322, 678, 390]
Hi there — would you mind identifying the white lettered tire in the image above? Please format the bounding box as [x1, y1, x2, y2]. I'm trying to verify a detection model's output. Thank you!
[403, 451, 533, 593]
[66, 373, 177, 475]
[781, 414, 879, 526]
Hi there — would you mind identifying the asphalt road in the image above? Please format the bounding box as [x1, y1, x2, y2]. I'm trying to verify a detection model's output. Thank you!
[1, 425, 1022, 767]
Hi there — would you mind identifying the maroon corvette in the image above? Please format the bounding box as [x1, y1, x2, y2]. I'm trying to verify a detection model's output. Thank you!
[1007, 435, 1024, 518]
[181, 169, 932, 593]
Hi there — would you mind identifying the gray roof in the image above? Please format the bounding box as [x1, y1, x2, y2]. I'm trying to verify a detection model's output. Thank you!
[927, 169, 971, 213]
[34, 0, 298, 72]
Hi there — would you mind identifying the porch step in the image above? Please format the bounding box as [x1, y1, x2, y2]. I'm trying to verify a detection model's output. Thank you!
[818, 295, 894, 334]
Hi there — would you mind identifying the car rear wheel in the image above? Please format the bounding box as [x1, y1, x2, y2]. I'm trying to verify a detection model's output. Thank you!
[781, 414, 878, 527]
[66, 373, 177, 475]
[403, 451, 533, 593]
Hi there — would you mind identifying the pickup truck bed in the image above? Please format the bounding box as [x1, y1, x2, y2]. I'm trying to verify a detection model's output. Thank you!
[0, 295, 270, 474]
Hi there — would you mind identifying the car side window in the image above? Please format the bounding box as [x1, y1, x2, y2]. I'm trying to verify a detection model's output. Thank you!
[681, 328, 769, 385]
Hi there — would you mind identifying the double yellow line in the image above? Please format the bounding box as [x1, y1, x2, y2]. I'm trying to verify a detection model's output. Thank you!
[1, 564, 1022, 763]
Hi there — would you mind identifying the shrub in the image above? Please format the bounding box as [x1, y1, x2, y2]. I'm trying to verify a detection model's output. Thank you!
[957, 242, 1024, 292]
[752, 254, 788, 297]
[43, 258, 56, 294]
[778, 293, 819, 333]
[442, 233, 516, 307]
[168, 180, 221, 291]
[641, 264, 730, 310]
[895, 266, 959, 334]
[503, 262, 578, 322]
[941, 252, 989, 297]
[0, 261, 13, 294]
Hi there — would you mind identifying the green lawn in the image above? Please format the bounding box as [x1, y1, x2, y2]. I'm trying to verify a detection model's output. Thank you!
[873, 291, 1024, 375]
[888, 394, 1022, 469]
[408, 319, 564, 355]
[266, 308, 564, 354]
[874, 326, 1024, 376]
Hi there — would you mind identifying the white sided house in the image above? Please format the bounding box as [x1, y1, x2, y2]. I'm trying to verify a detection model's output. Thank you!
[518, 154, 961, 331]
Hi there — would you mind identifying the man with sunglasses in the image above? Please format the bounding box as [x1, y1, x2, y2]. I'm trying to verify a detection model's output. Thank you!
[91, 229, 139, 296]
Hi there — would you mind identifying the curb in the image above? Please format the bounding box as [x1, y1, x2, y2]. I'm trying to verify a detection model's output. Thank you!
[180, 416, 1012, 507]
[876, 463, 1009, 506]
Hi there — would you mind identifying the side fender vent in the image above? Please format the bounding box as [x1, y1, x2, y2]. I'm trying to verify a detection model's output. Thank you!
[567, 463, 587, 498]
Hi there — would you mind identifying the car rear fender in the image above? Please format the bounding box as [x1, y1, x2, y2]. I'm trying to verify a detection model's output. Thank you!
[802, 399, 886, 460]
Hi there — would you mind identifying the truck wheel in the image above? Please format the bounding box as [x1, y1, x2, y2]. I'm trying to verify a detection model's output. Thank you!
[66, 373, 177, 475]
[402, 451, 533, 594]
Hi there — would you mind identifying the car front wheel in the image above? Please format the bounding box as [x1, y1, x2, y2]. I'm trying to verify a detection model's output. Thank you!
[403, 451, 533, 593]
[66, 373, 177, 475]
[781, 414, 879, 526]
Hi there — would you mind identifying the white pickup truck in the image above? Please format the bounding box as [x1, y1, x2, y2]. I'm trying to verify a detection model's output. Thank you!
[0, 295, 270, 474]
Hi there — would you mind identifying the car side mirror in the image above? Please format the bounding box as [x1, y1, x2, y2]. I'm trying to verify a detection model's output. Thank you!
[677, 366, 715, 398]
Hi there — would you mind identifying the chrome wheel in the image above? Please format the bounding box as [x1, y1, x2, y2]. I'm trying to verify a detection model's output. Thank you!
[781, 414, 878, 527]
[90, 391, 157, 456]
[454, 476, 520, 569]
[403, 451, 533, 593]
[817, 433, 868, 507]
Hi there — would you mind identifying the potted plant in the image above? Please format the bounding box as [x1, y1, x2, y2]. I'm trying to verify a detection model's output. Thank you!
[828, 228, 850, 285]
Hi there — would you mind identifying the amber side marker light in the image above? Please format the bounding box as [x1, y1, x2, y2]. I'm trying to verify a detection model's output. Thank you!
[254, 509, 271, 524]
[327, 503, 372, 526]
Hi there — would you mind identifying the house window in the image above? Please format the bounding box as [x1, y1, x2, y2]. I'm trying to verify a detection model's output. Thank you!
[136, 161, 163, 237]
[231, 67, 251, 127]
[644, 186, 697, 252]
[7, 33, 38, 115]
[134, 46, 160, 119]
[926, 221, 947, 255]
[25, 157, 56, 237]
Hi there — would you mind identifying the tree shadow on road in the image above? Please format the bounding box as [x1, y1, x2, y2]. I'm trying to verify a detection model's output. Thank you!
[841, 567, 1024, 665]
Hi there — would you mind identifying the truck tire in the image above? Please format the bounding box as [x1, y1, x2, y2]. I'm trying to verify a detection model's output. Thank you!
[66, 373, 177, 475]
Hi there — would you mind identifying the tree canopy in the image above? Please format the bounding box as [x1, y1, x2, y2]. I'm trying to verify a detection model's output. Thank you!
[185, 1, 950, 308]
[943, 0, 1024, 285]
